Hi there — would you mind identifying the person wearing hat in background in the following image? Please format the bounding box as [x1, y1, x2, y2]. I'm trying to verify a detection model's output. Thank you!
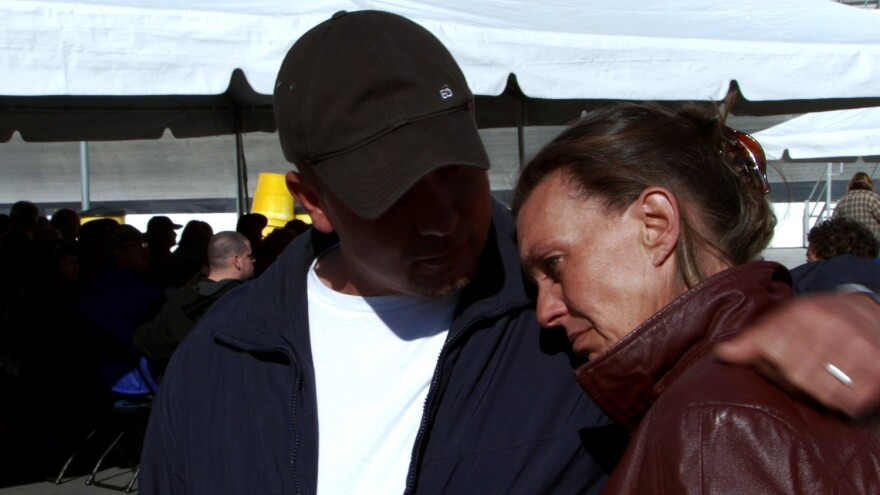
[140, 10, 880, 495]
[145, 215, 182, 293]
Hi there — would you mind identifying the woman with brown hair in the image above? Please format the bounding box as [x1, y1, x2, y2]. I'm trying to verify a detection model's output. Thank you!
[513, 102, 879, 494]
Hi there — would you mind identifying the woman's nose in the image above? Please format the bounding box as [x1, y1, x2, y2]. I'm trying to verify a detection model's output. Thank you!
[536, 287, 567, 329]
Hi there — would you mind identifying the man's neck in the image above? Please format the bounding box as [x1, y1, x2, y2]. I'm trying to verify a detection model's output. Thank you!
[315, 248, 367, 296]
[314, 248, 403, 297]
[208, 268, 240, 282]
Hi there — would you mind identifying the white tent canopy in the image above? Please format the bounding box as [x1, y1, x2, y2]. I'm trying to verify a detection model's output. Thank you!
[5, 0, 880, 100]
[0, 0, 880, 101]
[3, 0, 880, 142]
[754, 107, 880, 160]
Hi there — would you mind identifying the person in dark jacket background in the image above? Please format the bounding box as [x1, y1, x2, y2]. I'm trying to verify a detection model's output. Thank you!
[514, 102, 879, 494]
[78, 224, 163, 397]
[140, 10, 880, 495]
[134, 231, 255, 379]
[791, 217, 880, 295]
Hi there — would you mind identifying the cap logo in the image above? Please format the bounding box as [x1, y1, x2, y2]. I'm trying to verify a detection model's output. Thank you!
[439, 86, 454, 99]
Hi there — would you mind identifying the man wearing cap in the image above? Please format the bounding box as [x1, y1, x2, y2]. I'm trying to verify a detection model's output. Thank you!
[143, 12, 612, 494]
[141, 10, 880, 495]
[145, 215, 183, 292]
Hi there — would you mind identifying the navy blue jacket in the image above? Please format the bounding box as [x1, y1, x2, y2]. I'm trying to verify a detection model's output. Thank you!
[790, 254, 880, 294]
[140, 202, 619, 494]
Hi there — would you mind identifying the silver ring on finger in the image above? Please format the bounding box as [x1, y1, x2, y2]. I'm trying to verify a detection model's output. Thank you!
[825, 362, 854, 387]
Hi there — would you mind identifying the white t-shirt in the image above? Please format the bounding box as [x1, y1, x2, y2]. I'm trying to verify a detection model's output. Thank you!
[308, 256, 457, 495]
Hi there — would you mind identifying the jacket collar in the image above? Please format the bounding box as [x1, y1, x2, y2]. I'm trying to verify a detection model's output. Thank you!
[452, 200, 532, 332]
[575, 262, 791, 432]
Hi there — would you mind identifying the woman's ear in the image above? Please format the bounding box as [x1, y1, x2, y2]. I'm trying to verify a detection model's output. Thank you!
[633, 186, 680, 267]
[285, 171, 334, 233]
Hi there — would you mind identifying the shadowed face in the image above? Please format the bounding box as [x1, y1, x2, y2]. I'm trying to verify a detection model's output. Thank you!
[115, 240, 150, 273]
[238, 240, 256, 281]
[315, 166, 493, 297]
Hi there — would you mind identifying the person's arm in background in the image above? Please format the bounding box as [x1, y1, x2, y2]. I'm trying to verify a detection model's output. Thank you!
[715, 291, 880, 418]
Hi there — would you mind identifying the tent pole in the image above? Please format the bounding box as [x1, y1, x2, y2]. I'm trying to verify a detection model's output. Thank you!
[235, 132, 249, 216]
[80, 141, 90, 211]
[516, 97, 525, 169]
[826, 162, 832, 220]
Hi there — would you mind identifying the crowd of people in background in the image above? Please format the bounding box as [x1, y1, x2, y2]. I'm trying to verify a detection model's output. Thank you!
[787, 171, 880, 295]
[0, 201, 308, 486]
[0, 186, 876, 489]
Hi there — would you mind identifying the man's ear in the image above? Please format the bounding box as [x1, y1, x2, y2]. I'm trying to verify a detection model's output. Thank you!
[633, 186, 680, 267]
[285, 171, 334, 233]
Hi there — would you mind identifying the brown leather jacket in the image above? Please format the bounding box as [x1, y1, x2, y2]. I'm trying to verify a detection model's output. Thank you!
[576, 262, 880, 494]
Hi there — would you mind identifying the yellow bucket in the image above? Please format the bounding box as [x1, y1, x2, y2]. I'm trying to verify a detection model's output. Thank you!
[80, 206, 125, 226]
[251, 173, 296, 237]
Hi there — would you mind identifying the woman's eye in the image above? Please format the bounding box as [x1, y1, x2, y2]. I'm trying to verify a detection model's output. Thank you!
[543, 256, 561, 278]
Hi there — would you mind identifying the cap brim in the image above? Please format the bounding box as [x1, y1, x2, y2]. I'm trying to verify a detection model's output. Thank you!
[311, 108, 490, 220]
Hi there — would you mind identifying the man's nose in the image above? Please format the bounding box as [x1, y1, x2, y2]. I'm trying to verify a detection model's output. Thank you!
[412, 171, 460, 237]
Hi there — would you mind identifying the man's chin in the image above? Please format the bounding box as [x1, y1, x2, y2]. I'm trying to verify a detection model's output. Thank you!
[412, 275, 472, 298]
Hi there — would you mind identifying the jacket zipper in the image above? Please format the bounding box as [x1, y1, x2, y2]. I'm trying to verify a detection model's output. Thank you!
[289, 361, 303, 495]
[403, 301, 529, 494]
[403, 321, 472, 495]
